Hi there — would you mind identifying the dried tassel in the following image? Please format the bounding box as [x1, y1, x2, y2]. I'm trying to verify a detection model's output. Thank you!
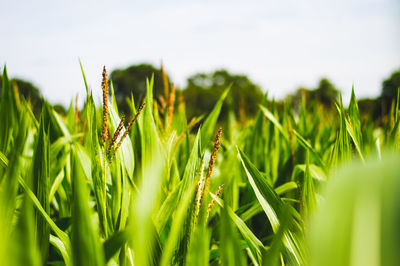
[166, 83, 175, 131]
[108, 115, 125, 157]
[195, 160, 206, 218]
[206, 184, 224, 220]
[112, 102, 145, 158]
[203, 128, 222, 199]
[101, 66, 109, 148]
[158, 95, 167, 111]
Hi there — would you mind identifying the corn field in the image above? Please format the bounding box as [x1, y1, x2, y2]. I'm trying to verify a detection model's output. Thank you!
[0, 64, 399, 266]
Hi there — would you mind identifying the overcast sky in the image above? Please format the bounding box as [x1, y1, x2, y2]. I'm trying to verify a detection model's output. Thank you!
[1, 0, 399, 106]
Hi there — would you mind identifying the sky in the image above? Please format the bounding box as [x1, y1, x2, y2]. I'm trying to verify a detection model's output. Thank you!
[1, 0, 399, 106]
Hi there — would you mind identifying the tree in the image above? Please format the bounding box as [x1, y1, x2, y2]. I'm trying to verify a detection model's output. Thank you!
[110, 63, 169, 115]
[290, 78, 339, 109]
[183, 69, 264, 122]
[358, 98, 380, 122]
[381, 69, 400, 101]
[313, 78, 339, 107]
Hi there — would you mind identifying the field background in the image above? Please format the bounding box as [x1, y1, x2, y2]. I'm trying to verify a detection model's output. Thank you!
[0, 64, 399, 266]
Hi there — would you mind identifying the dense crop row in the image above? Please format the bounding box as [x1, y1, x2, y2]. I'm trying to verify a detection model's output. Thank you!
[0, 65, 399, 265]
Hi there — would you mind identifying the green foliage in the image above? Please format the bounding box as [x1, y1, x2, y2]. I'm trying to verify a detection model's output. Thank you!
[381, 69, 400, 100]
[290, 78, 339, 109]
[32, 107, 51, 264]
[0, 65, 399, 266]
[71, 146, 105, 266]
[110, 64, 167, 114]
[184, 69, 264, 122]
[309, 155, 400, 266]
[110, 64, 264, 126]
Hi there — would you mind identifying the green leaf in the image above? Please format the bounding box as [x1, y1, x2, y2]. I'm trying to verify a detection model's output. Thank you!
[9, 191, 41, 266]
[0, 66, 19, 154]
[155, 180, 182, 233]
[292, 129, 325, 169]
[109, 102, 135, 179]
[79, 59, 90, 99]
[348, 86, 362, 146]
[345, 88, 364, 161]
[130, 150, 164, 266]
[160, 182, 197, 266]
[345, 117, 365, 162]
[185, 226, 211, 266]
[237, 147, 282, 231]
[139, 77, 161, 170]
[275, 182, 298, 195]
[49, 169, 65, 202]
[309, 155, 400, 266]
[262, 205, 291, 266]
[32, 110, 51, 264]
[301, 152, 317, 219]
[103, 230, 130, 264]
[181, 129, 202, 191]
[219, 194, 247, 266]
[0, 150, 7, 168]
[259, 105, 288, 141]
[71, 146, 105, 266]
[0, 108, 28, 243]
[87, 96, 108, 237]
[292, 164, 327, 182]
[331, 96, 352, 166]
[110, 81, 119, 115]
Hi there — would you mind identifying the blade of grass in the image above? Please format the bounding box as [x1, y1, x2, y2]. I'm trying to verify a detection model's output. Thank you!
[18, 176, 71, 266]
[160, 182, 196, 266]
[71, 146, 105, 266]
[32, 108, 51, 264]
[219, 193, 247, 266]
[79, 59, 90, 99]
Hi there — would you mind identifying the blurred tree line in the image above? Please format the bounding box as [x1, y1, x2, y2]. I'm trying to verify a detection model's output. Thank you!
[110, 64, 264, 123]
[1, 64, 399, 125]
[110, 64, 400, 125]
[289, 78, 340, 109]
